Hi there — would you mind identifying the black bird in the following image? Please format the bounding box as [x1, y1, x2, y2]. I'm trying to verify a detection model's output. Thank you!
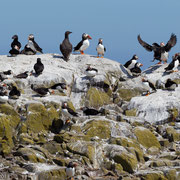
[9, 85, 21, 98]
[130, 62, 143, 74]
[34, 58, 44, 75]
[124, 55, 139, 69]
[165, 53, 180, 73]
[9, 35, 21, 56]
[74, 33, 92, 54]
[2, 70, 12, 75]
[165, 78, 178, 91]
[50, 83, 67, 91]
[62, 102, 78, 117]
[142, 78, 156, 96]
[14, 71, 30, 79]
[138, 34, 177, 64]
[81, 107, 105, 116]
[60, 31, 73, 61]
[31, 84, 53, 96]
[21, 34, 43, 55]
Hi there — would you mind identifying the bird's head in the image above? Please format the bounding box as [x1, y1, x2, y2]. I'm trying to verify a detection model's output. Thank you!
[12, 35, 18, 40]
[98, 38, 103, 43]
[133, 54, 138, 60]
[82, 33, 92, 40]
[28, 34, 34, 40]
[65, 31, 72, 35]
[160, 42, 165, 47]
[37, 58, 41, 63]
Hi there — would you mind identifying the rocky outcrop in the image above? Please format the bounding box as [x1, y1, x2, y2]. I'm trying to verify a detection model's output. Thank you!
[0, 54, 179, 179]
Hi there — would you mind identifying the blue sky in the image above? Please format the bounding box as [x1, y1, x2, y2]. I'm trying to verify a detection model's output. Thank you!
[0, 0, 180, 69]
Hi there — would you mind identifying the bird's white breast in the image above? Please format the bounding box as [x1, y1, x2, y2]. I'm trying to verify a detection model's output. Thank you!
[96, 44, 105, 54]
[0, 96, 8, 103]
[128, 60, 137, 69]
[173, 60, 179, 70]
[85, 70, 97, 77]
[161, 51, 169, 61]
[66, 167, 75, 177]
[80, 39, 90, 51]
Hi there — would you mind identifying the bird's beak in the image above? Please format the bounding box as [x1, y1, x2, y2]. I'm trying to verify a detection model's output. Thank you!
[50, 90, 55, 94]
[88, 35, 92, 39]
[2, 83, 7, 87]
[65, 119, 70, 124]
[140, 64, 143, 67]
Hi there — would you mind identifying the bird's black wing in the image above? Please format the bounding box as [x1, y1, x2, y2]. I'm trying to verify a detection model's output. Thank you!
[137, 35, 153, 52]
[67, 107, 78, 116]
[74, 40, 83, 51]
[148, 81, 156, 91]
[164, 33, 177, 52]
[104, 47, 106, 52]
[124, 60, 132, 68]
[33, 40, 43, 53]
[164, 60, 175, 71]
[34, 63, 44, 75]
[60, 39, 73, 60]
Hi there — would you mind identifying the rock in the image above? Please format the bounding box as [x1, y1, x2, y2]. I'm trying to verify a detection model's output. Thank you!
[134, 127, 161, 149]
[165, 127, 180, 142]
[125, 108, 137, 116]
[147, 146, 160, 155]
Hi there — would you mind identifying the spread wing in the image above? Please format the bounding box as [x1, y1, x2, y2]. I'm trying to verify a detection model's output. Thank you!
[137, 35, 153, 52]
[164, 33, 177, 52]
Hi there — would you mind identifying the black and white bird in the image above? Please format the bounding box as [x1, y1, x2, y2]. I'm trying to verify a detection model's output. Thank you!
[85, 65, 98, 77]
[165, 78, 178, 91]
[124, 55, 139, 69]
[9, 35, 21, 56]
[81, 107, 105, 116]
[165, 53, 180, 73]
[31, 84, 53, 97]
[21, 34, 43, 55]
[34, 58, 44, 75]
[9, 85, 21, 99]
[50, 83, 67, 91]
[0, 70, 12, 81]
[138, 34, 177, 64]
[66, 162, 77, 180]
[60, 31, 73, 61]
[142, 78, 156, 96]
[74, 33, 92, 54]
[96, 38, 106, 58]
[14, 71, 31, 79]
[61, 102, 78, 117]
[130, 62, 143, 75]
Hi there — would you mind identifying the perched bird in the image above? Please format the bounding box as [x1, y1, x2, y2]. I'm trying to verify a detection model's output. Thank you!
[124, 55, 139, 69]
[81, 107, 105, 116]
[9, 35, 21, 56]
[9, 85, 21, 98]
[21, 34, 43, 55]
[31, 84, 53, 97]
[0, 70, 12, 81]
[165, 78, 178, 91]
[165, 53, 180, 73]
[60, 31, 73, 61]
[50, 83, 67, 91]
[85, 65, 98, 77]
[74, 33, 92, 54]
[61, 102, 78, 117]
[96, 38, 106, 58]
[130, 62, 143, 75]
[34, 58, 44, 75]
[138, 34, 177, 64]
[66, 162, 77, 180]
[142, 78, 156, 96]
[14, 71, 30, 79]
[2, 70, 12, 75]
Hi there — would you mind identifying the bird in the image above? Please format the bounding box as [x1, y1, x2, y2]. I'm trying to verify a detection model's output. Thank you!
[14, 71, 31, 79]
[9, 35, 21, 56]
[85, 65, 98, 77]
[165, 78, 178, 91]
[0, 70, 12, 81]
[31, 84, 53, 97]
[124, 55, 139, 69]
[66, 162, 77, 180]
[61, 102, 78, 117]
[96, 38, 106, 58]
[34, 58, 44, 75]
[9, 85, 21, 98]
[165, 53, 180, 73]
[137, 34, 177, 64]
[60, 31, 73, 61]
[50, 83, 67, 91]
[142, 78, 156, 96]
[81, 107, 105, 116]
[74, 33, 92, 54]
[130, 62, 143, 75]
[2, 70, 12, 75]
[21, 34, 43, 55]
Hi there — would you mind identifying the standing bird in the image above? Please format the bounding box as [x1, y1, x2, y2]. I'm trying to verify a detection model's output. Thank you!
[137, 34, 177, 64]
[165, 79, 178, 91]
[34, 58, 44, 76]
[96, 38, 106, 58]
[61, 102, 78, 117]
[9, 85, 21, 99]
[85, 65, 98, 77]
[21, 34, 43, 55]
[124, 55, 139, 69]
[130, 62, 143, 75]
[142, 78, 156, 96]
[9, 35, 21, 56]
[74, 33, 92, 54]
[165, 53, 180, 73]
[31, 84, 53, 97]
[60, 31, 73, 61]
[66, 162, 77, 180]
